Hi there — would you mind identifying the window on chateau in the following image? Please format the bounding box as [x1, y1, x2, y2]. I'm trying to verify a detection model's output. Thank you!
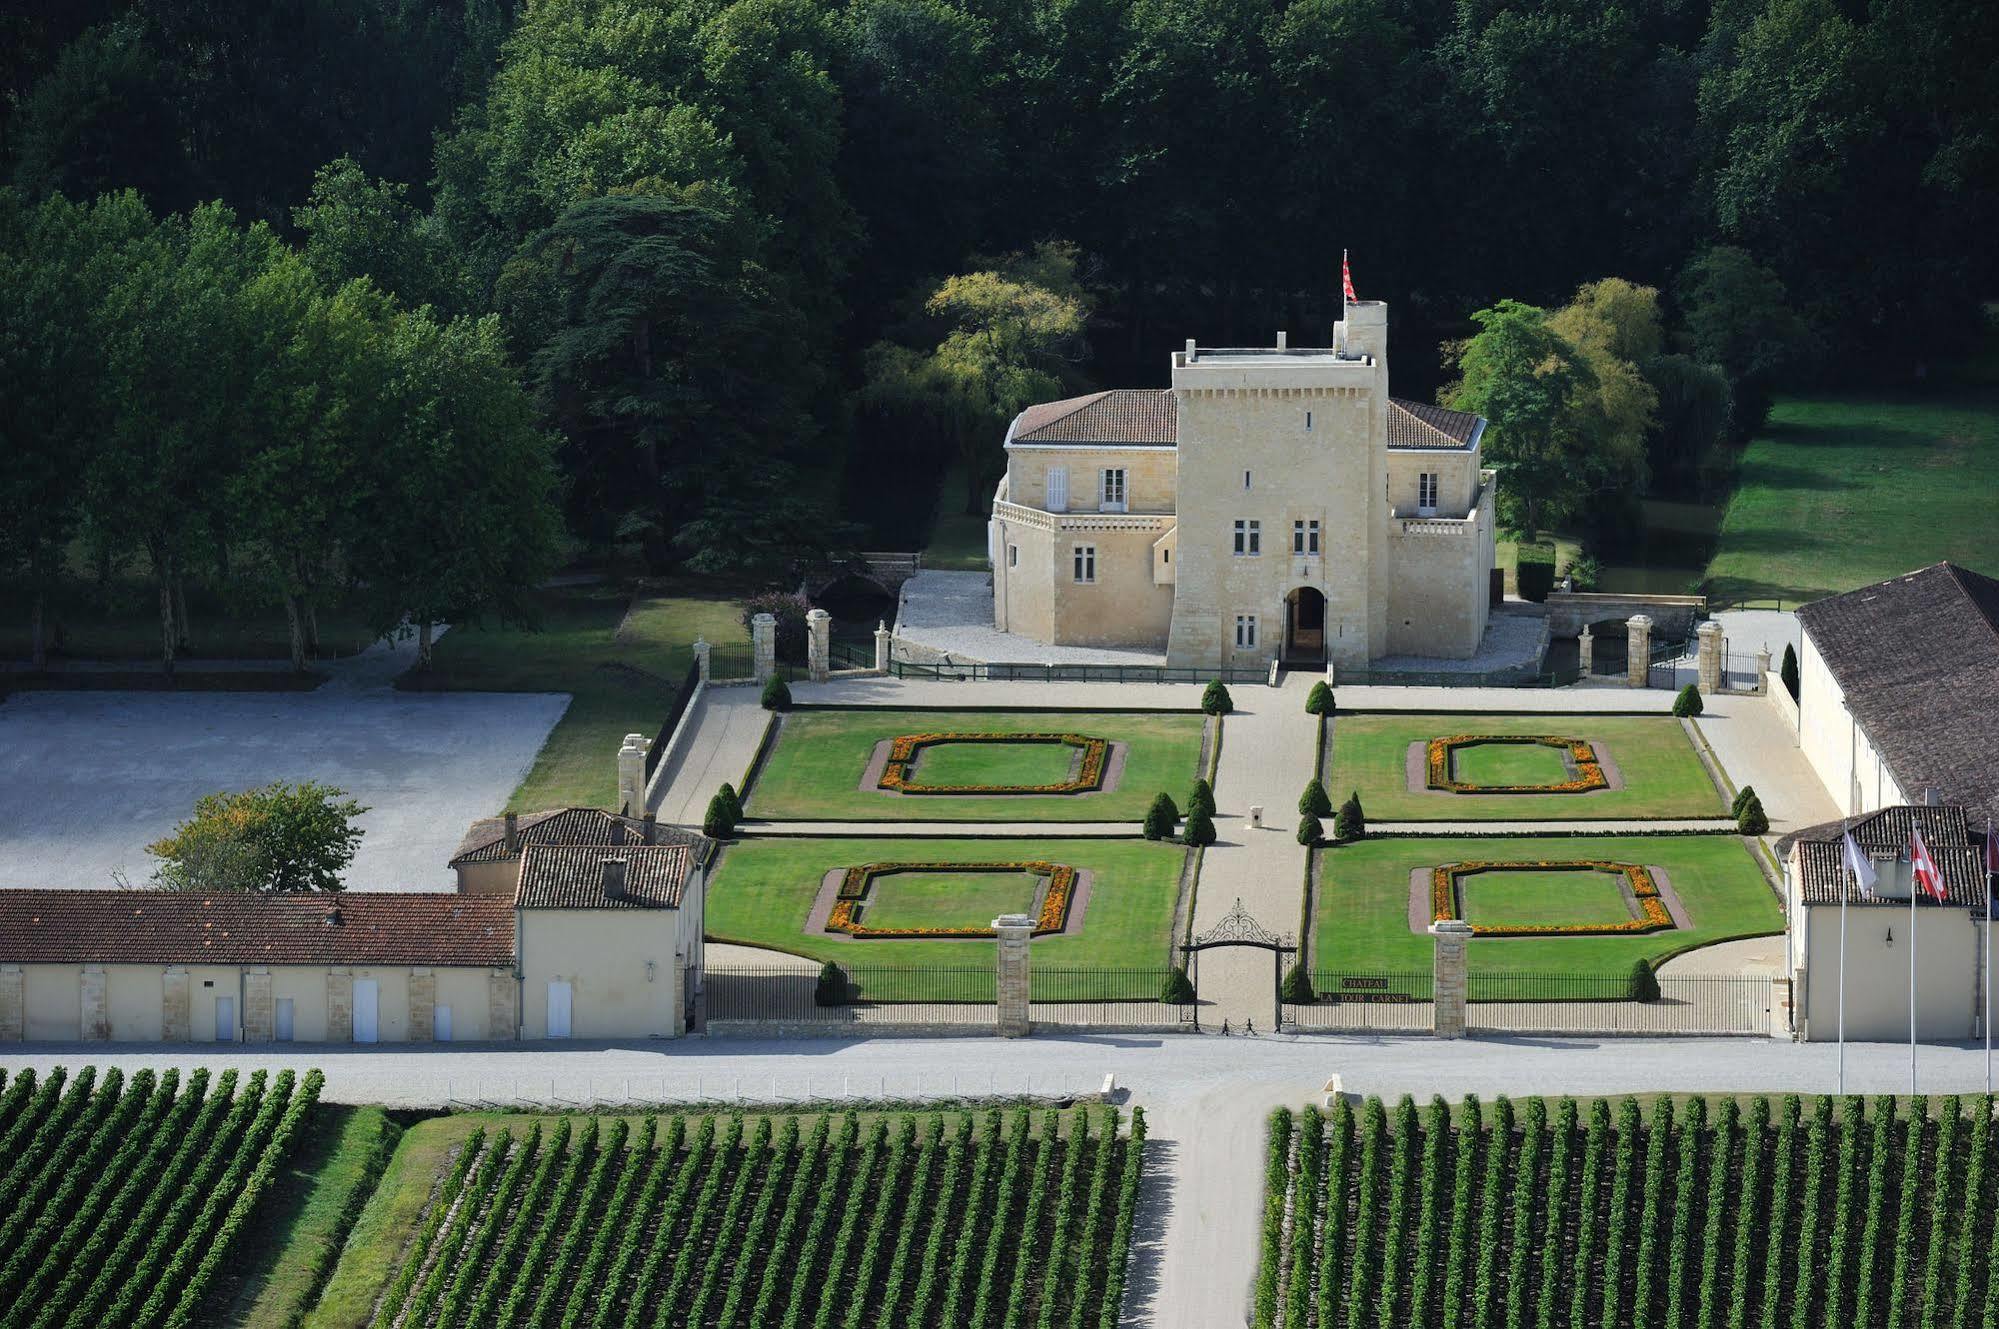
[1243, 470, 1252, 489]
[1100, 468, 1126, 510]
[1073, 545, 1096, 583]
[1293, 520, 1320, 555]
[1233, 520, 1261, 556]
[1418, 472, 1439, 512]
[1008, 545, 1018, 568]
[1047, 466, 1069, 513]
[1235, 614, 1258, 648]
[1305, 411, 1313, 430]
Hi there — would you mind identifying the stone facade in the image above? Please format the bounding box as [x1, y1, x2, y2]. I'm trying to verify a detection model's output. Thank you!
[993, 914, 1034, 1037]
[488, 969, 518, 1040]
[162, 966, 190, 1042]
[409, 968, 436, 1042]
[80, 965, 108, 1041]
[326, 969, 353, 1043]
[244, 968, 273, 1042]
[1430, 920, 1473, 1038]
[989, 303, 1496, 667]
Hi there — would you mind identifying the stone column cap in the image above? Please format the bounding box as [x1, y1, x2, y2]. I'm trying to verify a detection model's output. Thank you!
[1626, 613, 1654, 628]
[1696, 620, 1722, 637]
[751, 612, 778, 625]
[1428, 919, 1475, 938]
[991, 913, 1036, 935]
[806, 607, 831, 620]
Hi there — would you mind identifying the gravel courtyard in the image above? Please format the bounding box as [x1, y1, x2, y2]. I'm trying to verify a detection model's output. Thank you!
[0, 638, 568, 891]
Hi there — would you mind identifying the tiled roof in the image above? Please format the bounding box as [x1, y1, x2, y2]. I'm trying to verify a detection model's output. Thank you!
[1781, 805, 1987, 907]
[1011, 391, 1177, 445]
[451, 808, 706, 865]
[1387, 399, 1483, 449]
[515, 845, 693, 910]
[1795, 563, 1999, 825]
[0, 890, 516, 966]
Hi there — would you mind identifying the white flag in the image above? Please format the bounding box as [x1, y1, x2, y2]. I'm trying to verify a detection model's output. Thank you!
[1843, 830, 1877, 899]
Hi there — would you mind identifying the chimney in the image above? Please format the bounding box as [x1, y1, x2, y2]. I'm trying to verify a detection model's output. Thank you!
[1922, 787, 1941, 807]
[1276, 331, 1288, 350]
[642, 812, 658, 845]
[503, 811, 519, 853]
[1185, 338, 1197, 363]
[324, 904, 343, 926]
[601, 857, 628, 901]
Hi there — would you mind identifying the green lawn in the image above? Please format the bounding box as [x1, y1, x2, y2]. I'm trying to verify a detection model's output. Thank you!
[707, 836, 1185, 968]
[1329, 712, 1725, 820]
[1448, 740, 1572, 788]
[906, 738, 1082, 789]
[1458, 867, 1638, 929]
[1705, 389, 1999, 606]
[746, 708, 1207, 821]
[1308, 834, 1783, 973]
[857, 870, 1045, 930]
[414, 582, 746, 810]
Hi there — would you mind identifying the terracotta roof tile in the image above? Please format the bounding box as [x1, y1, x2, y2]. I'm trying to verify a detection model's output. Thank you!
[0, 890, 515, 966]
[1387, 399, 1483, 448]
[452, 808, 706, 865]
[515, 845, 692, 909]
[1781, 805, 1986, 907]
[1011, 391, 1176, 445]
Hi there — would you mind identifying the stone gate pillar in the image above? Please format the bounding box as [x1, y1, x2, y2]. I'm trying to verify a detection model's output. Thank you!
[1430, 920, 1473, 1038]
[1625, 615, 1653, 689]
[617, 733, 648, 816]
[752, 613, 777, 684]
[243, 968, 273, 1042]
[1697, 621, 1724, 694]
[1577, 626, 1594, 677]
[806, 608, 831, 682]
[1754, 646, 1771, 696]
[993, 913, 1034, 1037]
[874, 620, 892, 673]
[693, 637, 711, 684]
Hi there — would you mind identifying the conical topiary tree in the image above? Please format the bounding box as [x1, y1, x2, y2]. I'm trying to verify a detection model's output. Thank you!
[1280, 962, 1315, 1004]
[1188, 778, 1216, 818]
[1626, 957, 1661, 1003]
[718, 781, 743, 820]
[761, 675, 793, 711]
[1780, 643, 1799, 700]
[814, 961, 851, 1006]
[1182, 807, 1217, 847]
[1672, 683, 1703, 717]
[1143, 792, 1179, 841]
[1298, 778, 1332, 818]
[1333, 792, 1366, 843]
[1304, 681, 1333, 715]
[702, 790, 736, 838]
[1161, 967, 1195, 1005]
[1731, 784, 1756, 817]
[1737, 791, 1769, 835]
[1202, 680, 1233, 715]
[1296, 814, 1323, 847]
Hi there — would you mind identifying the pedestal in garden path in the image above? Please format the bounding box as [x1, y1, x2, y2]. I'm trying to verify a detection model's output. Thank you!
[1430, 920, 1473, 1038]
[994, 913, 1034, 1037]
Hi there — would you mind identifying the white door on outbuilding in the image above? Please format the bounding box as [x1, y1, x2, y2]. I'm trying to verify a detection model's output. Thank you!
[353, 979, 379, 1043]
[215, 996, 235, 1042]
[547, 980, 573, 1038]
[275, 997, 294, 1042]
[434, 1004, 453, 1042]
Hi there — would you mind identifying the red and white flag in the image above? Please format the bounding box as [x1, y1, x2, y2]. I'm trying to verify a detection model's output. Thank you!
[1341, 251, 1358, 303]
[1911, 829, 1948, 903]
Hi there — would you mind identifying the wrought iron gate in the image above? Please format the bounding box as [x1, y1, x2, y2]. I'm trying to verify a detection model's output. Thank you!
[1178, 898, 1298, 1032]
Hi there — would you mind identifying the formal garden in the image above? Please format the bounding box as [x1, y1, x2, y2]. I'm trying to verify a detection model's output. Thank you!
[742, 708, 1209, 822]
[1327, 712, 1728, 821]
[1305, 834, 1783, 976]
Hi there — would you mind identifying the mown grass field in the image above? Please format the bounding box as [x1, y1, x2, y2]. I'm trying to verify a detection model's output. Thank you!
[1328, 713, 1725, 821]
[1460, 868, 1637, 929]
[321, 1105, 1142, 1329]
[1308, 834, 1782, 973]
[414, 582, 746, 810]
[1705, 389, 1999, 606]
[1257, 1094, 1998, 1329]
[707, 835, 1186, 969]
[0, 1064, 322, 1329]
[745, 708, 1208, 822]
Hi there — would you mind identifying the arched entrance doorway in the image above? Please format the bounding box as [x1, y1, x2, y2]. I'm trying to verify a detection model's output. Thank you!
[1284, 587, 1326, 663]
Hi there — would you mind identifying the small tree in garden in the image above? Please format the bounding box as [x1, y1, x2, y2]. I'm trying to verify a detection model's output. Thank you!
[761, 675, 792, 711]
[1672, 683, 1703, 717]
[1304, 681, 1333, 715]
[1626, 957, 1661, 1003]
[1296, 814, 1323, 847]
[1202, 680, 1233, 715]
[1143, 792, 1179, 841]
[1333, 792, 1366, 843]
[1731, 784, 1756, 817]
[1736, 790, 1769, 835]
[1781, 643, 1799, 700]
[1280, 962, 1315, 1004]
[1161, 966, 1195, 1004]
[1182, 807, 1217, 847]
[814, 961, 851, 1006]
[1188, 778, 1216, 818]
[147, 781, 366, 893]
[717, 781, 743, 820]
[702, 790, 737, 838]
[1298, 778, 1332, 818]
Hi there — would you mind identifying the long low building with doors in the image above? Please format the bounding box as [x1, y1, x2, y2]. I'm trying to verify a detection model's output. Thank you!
[0, 808, 710, 1043]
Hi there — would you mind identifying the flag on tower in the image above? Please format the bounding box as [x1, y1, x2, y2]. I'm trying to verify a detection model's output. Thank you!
[1910, 828, 1948, 903]
[1342, 251, 1357, 303]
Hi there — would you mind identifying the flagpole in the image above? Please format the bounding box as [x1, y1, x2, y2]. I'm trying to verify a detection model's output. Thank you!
[1911, 846, 1919, 1098]
[1987, 815, 1994, 1095]
[1838, 867, 1848, 1095]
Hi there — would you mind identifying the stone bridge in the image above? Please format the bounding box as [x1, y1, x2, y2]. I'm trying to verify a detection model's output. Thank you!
[800, 551, 923, 599]
[1541, 591, 1705, 639]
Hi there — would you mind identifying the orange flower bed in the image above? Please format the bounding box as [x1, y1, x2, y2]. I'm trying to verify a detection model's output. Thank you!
[1430, 860, 1673, 937]
[1424, 735, 1608, 795]
[826, 861, 1077, 938]
[878, 732, 1109, 795]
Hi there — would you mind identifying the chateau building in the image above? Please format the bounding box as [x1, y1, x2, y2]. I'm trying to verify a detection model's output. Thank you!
[988, 302, 1499, 670]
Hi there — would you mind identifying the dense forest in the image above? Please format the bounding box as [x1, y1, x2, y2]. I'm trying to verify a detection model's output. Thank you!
[3, 0, 1996, 642]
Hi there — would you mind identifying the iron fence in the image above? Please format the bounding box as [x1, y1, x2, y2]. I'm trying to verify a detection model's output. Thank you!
[703, 964, 996, 1027]
[1723, 649, 1762, 692]
[1465, 972, 1778, 1036]
[1029, 967, 1189, 1028]
[886, 659, 1269, 685]
[1284, 971, 1435, 1032]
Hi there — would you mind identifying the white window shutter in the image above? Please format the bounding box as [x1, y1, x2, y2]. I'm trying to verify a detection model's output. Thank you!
[1048, 466, 1069, 513]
